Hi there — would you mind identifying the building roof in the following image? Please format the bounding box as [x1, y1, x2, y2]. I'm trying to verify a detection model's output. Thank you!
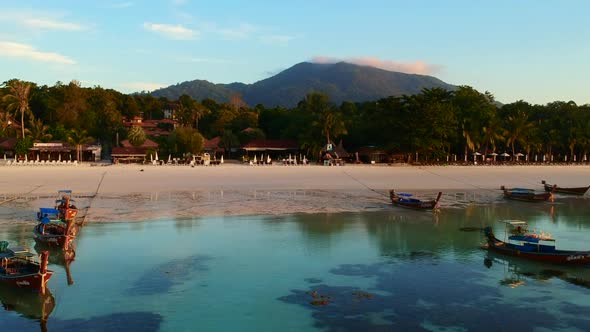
[121, 138, 159, 148]
[242, 139, 299, 151]
[111, 147, 147, 156]
[204, 136, 221, 150]
[0, 137, 17, 150]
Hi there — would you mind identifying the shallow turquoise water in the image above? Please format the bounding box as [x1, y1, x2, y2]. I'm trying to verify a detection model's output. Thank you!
[0, 197, 589, 331]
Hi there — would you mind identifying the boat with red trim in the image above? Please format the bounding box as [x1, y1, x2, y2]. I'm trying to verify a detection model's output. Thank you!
[501, 185, 554, 202]
[389, 190, 442, 210]
[483, 220, 590, 265]
[33, 208, 77, 249]
[0, 241, 53, 293]
[541, 180, 590, 196]
[55, 189, 78, 221]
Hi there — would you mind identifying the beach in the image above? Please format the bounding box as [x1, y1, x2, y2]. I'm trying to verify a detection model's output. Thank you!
[0, 164, 588, 222]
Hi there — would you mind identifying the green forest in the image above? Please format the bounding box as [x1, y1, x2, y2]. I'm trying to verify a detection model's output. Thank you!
[2, 79, 590, 162]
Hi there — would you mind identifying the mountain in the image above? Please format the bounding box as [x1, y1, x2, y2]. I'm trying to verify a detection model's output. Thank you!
[151, 62, 456, 107]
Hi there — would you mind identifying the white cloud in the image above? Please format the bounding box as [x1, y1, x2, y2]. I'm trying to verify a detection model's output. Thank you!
[0, 41, 76, 64]
[143, 22, 197, 40]
[120, 82, 165, 92]
[311, 56, 442, 75]
[217, 23, 257, 40]
[258, 34, 295, 46]
[0, 10, 85, 31]
[22, 18, 84, 31]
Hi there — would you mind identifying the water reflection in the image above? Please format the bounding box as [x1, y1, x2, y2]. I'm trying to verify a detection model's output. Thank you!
[34, 244, 76, 286]
[0, 285, 54, 330]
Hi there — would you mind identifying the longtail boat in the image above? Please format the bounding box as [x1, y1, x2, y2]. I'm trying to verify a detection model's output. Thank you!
[389, 190, 442, 210]
[541, 180, 590, 196]
[33, 208, 77, 249]
[500, 185, 554, 202]
[0, 241, 53, 293]
[483, 221, 590, 265]
[55, 190, 78, 221]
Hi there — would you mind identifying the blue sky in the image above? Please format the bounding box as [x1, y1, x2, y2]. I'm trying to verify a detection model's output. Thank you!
[0, 0, 589, 105]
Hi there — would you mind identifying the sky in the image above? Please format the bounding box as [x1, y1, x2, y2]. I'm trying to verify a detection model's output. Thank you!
[0, 0, 589, 105]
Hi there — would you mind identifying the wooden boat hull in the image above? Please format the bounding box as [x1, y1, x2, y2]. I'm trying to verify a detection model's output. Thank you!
[483, 227, 590, 265]
[502, 192, 552, 202]
[390, 191, 442, 210]
[543, 183, 589, 195]
[0, 271, 53, 292]
[33, 224, 74, 248]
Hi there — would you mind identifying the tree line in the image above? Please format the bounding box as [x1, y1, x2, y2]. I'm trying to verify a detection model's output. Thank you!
[1, 79, 589, 161]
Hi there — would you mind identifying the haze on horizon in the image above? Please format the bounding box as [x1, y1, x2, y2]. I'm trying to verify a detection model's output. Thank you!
[0, 0, 588, 105]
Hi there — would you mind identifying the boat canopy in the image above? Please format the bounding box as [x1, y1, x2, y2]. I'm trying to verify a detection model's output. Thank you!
[509, 235, 556, 243]
[510, 188, 535, 192]
[397, 193, 413, 197]
[500, 220, 528, 226]
[39, 208, 60, 215]
[58, 190, 72, 194]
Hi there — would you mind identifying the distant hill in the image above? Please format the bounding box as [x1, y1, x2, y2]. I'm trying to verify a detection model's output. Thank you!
[151, 62, 456, 107]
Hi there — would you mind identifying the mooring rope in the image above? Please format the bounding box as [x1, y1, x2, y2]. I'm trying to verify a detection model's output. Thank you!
[341, 170, 388, 197]
[417, 166, 500, 193]
[80, 171, 107, 225]
[0, 185, 43, 206]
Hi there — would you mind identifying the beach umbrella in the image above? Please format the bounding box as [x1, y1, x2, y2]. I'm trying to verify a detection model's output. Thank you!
[260, 154, 263, 164]
[221, 155, 224, 164]
[584, 154, 587, 162]
[58, 154, 61, 162]
[535, 155, 538, 162]
[150, 153, 153, 162]
[574, 155, 577, 162]
[25, 154, 28, 162]
[525, 154, 528, 162]
[489, 152, 498, 161]
[543, 155, 546, 162]
[565, 155, 568, 162]
[36, 154, 39, 162]
[155, 151, 159, 161]
[253, 155, 257, 163]
[551, 155, 554, 162]
[464, 154, 467, 162]
[267, 155, 271, 164]
[168, 154, 171, 163]
[454, 154, 457, 162]
[69, 153, 72, 161]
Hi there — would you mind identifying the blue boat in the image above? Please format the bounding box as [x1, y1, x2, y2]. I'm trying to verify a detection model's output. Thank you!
[389, 190, 442, 210]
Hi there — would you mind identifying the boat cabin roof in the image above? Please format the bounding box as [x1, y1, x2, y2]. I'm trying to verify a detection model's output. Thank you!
[396, 193, 413, 197]
[500, 220, 528, 226]
[39, 207, 60, 215]
[0, 248, 35, 259]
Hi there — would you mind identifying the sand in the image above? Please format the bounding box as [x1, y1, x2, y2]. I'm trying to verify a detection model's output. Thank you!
[0, 163, 588, 223]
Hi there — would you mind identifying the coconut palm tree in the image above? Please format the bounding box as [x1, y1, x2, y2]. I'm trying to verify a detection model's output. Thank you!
[127, 125, 146, 147]
[2, 80, 32, 139]
[27, 118, 52, 142]
[504, 111, 534, 160]
[67, 128, 93, 161]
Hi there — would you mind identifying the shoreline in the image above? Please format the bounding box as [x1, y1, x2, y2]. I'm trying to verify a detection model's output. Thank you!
[0, 164, 588, 223]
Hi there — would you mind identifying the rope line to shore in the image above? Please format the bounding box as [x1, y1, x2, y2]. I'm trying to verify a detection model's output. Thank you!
[0, 185, 43, 206]
[417, 167, 499, 193]
[341, 170, 388, 197]
[80, 171, 107, 225]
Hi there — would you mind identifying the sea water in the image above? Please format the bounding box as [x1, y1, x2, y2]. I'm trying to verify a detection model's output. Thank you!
[0, 197, 589, 331]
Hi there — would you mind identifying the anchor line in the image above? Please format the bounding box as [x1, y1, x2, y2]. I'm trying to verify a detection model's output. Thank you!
[0, 185, 43, 206]
[417, 167, 499, 193]
[341, 170, 388, 198]
[81, 171, 107, 225]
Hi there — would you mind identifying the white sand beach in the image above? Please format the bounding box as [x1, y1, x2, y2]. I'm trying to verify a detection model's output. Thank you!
[0, 164, 588, 222]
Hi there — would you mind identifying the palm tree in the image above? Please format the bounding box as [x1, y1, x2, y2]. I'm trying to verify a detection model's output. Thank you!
[127, 125, 146, 147]
[67, 129, 93, 161]
[2, 80, 32, 138]
[481, 116, 504, 155]
[27, 118, 52, 142]
[0, 112, 15, 137]
[504, 111, 534, 160]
